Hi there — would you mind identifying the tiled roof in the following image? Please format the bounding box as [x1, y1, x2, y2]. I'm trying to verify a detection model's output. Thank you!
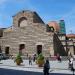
[66, 34, 75, 38]
[48, 21, 60, 32]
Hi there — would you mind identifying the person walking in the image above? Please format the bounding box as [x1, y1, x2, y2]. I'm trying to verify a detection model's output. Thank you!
[26, 53, 28, 58]
[29, 56, 32, 65]
[43, 59, 50, 75]
[68, 56, 73, 69]
[33, 54, 36, 62]
[57, 54, 61, 62]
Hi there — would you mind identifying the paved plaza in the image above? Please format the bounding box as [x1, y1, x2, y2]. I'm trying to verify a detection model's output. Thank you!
[0, 59, 75, 74]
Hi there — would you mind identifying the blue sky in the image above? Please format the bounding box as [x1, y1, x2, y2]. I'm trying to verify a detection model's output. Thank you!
[0, 0, 75, 34]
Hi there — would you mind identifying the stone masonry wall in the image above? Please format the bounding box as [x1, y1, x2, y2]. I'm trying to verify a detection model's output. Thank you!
[0, 10, 54, 57]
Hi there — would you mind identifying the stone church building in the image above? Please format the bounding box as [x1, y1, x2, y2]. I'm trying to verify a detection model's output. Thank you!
[0, 10, 55, 57]
[0, 10, 74, 57]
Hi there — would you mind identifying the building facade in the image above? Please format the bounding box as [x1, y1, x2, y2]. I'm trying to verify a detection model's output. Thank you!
[59, 20, 66, 34]
[0, 10, 75, 57]
[0, 10, 55, 57]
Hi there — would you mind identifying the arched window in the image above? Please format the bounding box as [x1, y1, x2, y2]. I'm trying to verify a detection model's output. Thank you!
[18, 17, 27, 27]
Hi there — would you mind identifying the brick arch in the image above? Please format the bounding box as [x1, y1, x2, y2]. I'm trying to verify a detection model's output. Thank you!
[18, 17, 27, 27]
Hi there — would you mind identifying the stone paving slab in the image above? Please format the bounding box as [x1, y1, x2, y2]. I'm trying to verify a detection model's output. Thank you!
[0, 59, 75, 74]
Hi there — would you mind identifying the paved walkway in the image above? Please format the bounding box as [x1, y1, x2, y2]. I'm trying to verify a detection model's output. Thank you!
[0, 68, 73, 75]
[0, 59, 75, 74]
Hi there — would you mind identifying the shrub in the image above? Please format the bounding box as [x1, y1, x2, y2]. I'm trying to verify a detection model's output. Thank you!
[36, 53, 44, 67]
[15, 54, 23, 65]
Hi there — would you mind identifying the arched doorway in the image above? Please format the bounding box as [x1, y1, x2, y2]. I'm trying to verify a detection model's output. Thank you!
[19, 44, 25, 55]
[37, 45, 42, 55]
[5, 47, 9, 55]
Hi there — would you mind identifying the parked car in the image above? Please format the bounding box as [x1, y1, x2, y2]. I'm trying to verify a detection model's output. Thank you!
[0, 53, 9, 60]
